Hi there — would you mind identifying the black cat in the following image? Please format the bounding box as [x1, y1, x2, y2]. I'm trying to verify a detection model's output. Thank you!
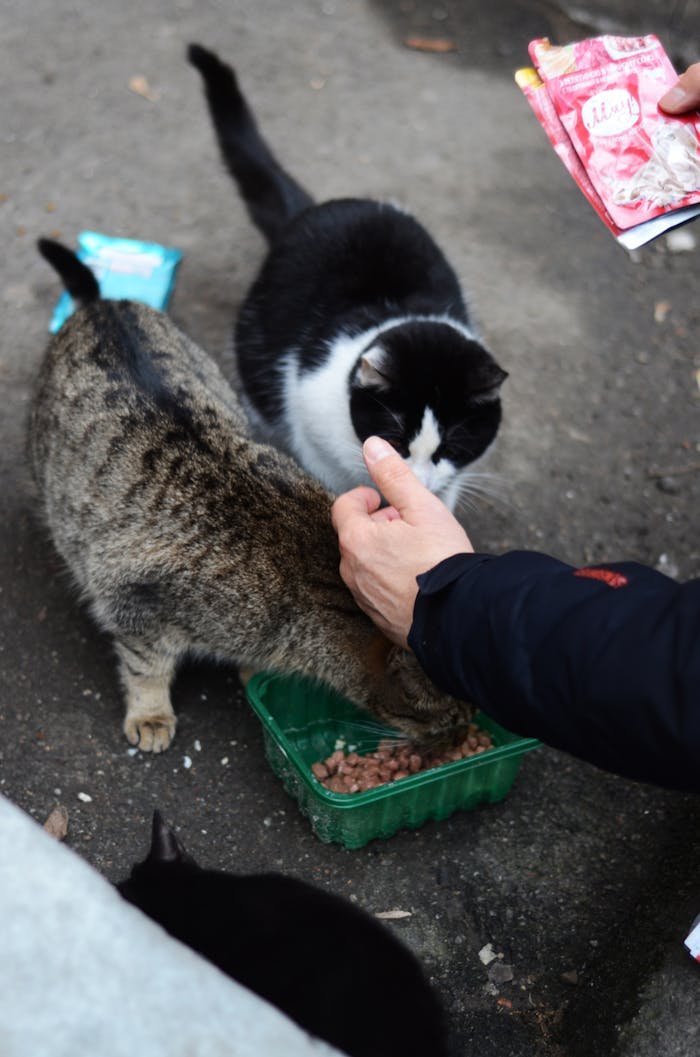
[117, 812, 448, 1057]
[188, 43, 507, 512]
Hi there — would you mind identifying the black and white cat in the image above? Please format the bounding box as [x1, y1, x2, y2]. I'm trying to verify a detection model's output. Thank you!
[188, 44, 508, 510]
[118, 812, 449, 1057]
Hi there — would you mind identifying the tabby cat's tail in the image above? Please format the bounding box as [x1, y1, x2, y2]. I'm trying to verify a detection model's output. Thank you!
[188, 43, 314, 244]
[37, 238, 100, 303]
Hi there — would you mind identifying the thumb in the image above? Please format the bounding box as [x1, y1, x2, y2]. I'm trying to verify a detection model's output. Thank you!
[658, 82, 693, 113]
[658, 63, 700, 113]
[362, 436, 435, 521]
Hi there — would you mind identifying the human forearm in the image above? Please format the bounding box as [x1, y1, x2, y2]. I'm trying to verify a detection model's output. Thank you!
[409, 551, 700, 791]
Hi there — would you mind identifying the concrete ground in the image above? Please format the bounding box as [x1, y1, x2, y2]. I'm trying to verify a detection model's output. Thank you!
[2, 1, 700, 1054]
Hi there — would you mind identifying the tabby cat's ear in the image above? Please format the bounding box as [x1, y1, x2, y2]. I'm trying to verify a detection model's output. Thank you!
[355, 345, 394, 390]
[148, 810, 196, 865]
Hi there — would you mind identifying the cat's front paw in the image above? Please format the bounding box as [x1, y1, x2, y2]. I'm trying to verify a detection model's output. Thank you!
[124, 713, 177, 753]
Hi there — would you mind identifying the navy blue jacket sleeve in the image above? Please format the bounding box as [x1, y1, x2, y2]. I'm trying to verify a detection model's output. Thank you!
[408, 551, 700, 791]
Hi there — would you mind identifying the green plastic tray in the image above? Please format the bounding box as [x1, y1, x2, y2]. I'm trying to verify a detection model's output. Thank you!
[246, 672, 539, 849]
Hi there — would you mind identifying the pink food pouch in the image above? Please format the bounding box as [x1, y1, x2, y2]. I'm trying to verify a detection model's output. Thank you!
[517, 35, 700, 248]
[515, 66, 623, 239]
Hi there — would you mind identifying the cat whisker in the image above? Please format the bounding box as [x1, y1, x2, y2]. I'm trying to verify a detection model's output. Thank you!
[450, 472, 514, 513]
[331, 444, 370, 482]
[341, 719, 407, 737]
[338, 719, 413, 752]
[370, 397, 404, 435]
[455, 471, 510, 499]
[334, 439, 367, 466]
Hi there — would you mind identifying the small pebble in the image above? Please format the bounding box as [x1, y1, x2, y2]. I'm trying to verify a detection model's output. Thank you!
[488, 962, 514, 985]
[656, 553, 680, 579]
[653, 300, 671, 323]
[479, 943, 498, 965]
[183, 755, 192, 769]
[665, 229, 696, 253]
[77, 792, 92, 803]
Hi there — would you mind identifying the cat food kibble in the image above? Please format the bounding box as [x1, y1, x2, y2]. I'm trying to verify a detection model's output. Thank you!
[312, 723, 494, 794]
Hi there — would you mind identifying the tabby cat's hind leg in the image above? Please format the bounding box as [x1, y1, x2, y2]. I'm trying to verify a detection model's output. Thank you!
[114, 636, 179, 753]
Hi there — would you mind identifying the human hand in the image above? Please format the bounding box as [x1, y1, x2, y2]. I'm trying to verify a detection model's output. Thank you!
[331, 436, 473, 648]
[659, 61, 700, 113]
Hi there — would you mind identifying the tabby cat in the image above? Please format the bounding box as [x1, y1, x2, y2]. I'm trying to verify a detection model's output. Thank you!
[29, 239, 472, 752]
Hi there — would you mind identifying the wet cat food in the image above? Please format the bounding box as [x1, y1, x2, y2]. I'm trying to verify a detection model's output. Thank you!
[516, 34, 700, 248]
[311, 726, 494, 794]
[246, 671, 539, 848]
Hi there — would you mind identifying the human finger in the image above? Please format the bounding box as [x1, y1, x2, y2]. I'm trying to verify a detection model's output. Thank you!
[362, 436, 437, 522]
[369, 504, 401, 523]
[331, 485, 381, 532]
[659, 61, 700, 113]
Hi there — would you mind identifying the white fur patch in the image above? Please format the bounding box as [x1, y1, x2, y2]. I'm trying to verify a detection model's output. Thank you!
[281, 330, 379, 493]
[407, 407, 454, 496]
[408, 409, 440, 489]
[409, 407, 441, 464]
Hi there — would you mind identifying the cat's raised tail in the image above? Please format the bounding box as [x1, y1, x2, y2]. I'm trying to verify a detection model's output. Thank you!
[37, 238, 100, 304]
[187, 43, 313, 243]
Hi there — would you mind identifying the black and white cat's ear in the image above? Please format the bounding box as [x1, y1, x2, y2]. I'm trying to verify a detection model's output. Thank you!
[148, 810, 195, 865]
[471, 363, 509, 403]
[354, 345, 394, 390]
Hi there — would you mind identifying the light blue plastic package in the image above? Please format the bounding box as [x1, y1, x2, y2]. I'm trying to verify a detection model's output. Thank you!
[48, 231, 183, 333]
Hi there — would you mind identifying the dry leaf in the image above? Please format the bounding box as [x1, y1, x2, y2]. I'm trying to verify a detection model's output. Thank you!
[43, 805, 69, 841]
[375, 909, 412, 919]
[403, 37, 456, 53]
[128, 75, 158, 102]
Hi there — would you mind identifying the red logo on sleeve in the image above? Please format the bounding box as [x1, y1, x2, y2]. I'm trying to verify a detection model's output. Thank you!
[574, 567, 628, 589]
